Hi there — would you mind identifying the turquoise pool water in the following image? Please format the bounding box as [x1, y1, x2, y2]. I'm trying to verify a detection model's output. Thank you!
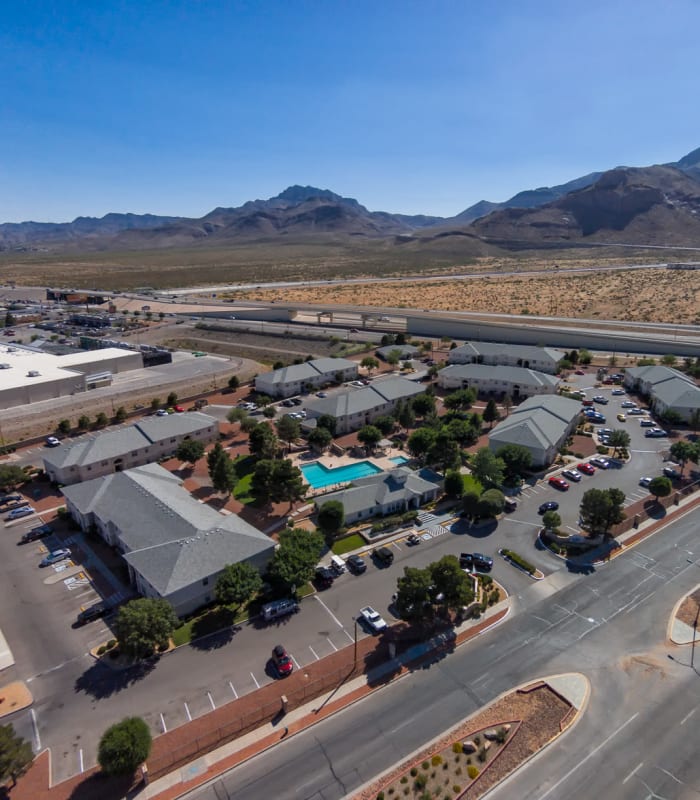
[301, 461, 382, 489]
[389, 455, 410, 465]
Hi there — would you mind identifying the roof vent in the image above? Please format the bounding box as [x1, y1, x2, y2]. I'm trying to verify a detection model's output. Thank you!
[0, 363, 10, 369]
[27, 370, 40, 377]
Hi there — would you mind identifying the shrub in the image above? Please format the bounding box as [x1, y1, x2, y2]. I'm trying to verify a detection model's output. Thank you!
[400, 776, 408, 784]
[473, 735, 481, 745]
[477, 747, 487, 763]
[501, 549, 536, 575]
[410, 767, 418, 777]
[376, 793, 384, 800]
[443, 762, 449, 770]
[496, 726, 508, 744]
[97, 645, 107, 656]
[431, 755, 443, 766]
[414, 773, 427, 789]
[455, 766, 462, 775]
[467, 765, 479, 779]
[452, 742, 463, 754]
[107, 639, 117, 649]
[453, 787, 461, 794]
[388, 790, 395, 796]
[422, 761, 429, 770]
[403, 789, 409, 797]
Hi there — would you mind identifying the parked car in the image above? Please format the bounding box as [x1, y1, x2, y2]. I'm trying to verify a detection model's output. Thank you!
[156, 409, 168, 416]
[406, 533, 421, 545]
[616, 413, 627, 422]
[316, 391, 327, 398]
[314, 566, 335, 590]
[372, 546, 394, 567]
[0, 494, 22, 506]
[359, 606, 388, 633]
[7, 506, 35, 520]
[261, 598, 299, 622]
[282, 399, 295, 407]
[640, 419, 655, 427]
[75, 602, 112, 626]
[538, 501, 560, 514]
[548, 476, 569, 491]
[621, 401, 637, 409]
[459, 552, 493, 572]
[45, 436, 61, 447]
[562, 469, 582, 482]
[645, 428, 668, 438]
[611, 388, 626, 396]
[346, 554, 367, 574]
[21, 524, 54, 543]
[39, 548, 71, 567]
[590, 457, 611, 469]
[581, 399, 594, 407]
[271, 644, 294, 677]
[574, 369, 586, 375]
[627, 408, 644, 415]
[663, 466, 680, 479]
[290, 397, 303, 406]
[592, 396, 608, 404]
[639, 476, 653, 487]
[577, 462, 596, 475]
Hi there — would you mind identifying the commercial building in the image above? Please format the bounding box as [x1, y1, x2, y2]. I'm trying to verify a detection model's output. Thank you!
[62, 464, 274, 616]
[488, 395, 582, 467]
[254, 357, 358, 398]
[624, 365, 700, 422]
[437, 364, 559, 399]
[43, 412, 218, 485]
[447, 342, 565, 374]
[0, 342, 143, 410]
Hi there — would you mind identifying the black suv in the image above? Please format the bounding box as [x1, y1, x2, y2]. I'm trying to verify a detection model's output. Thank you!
[21, 524, 54, 543]
[346, 554, 367, 574]
[314, 566, 334, 589]
[372, 546, 394, 567]
[459, 552, 493, 572]
[75, 602, 112, 626]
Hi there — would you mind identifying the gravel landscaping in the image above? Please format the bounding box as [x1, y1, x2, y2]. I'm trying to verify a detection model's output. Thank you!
[676, 588, 700, 627]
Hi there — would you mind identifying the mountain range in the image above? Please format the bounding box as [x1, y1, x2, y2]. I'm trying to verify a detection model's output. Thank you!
[2, 147, 700, 252]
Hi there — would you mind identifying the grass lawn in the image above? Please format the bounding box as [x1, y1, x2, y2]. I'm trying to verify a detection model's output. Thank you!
[332, 533, 365, 554]
[233, 455, 255, 504]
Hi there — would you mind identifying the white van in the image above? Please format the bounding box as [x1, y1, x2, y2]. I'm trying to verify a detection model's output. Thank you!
[330, 554, 346, 574]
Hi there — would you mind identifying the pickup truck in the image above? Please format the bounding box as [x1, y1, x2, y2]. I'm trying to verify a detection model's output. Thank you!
[359, 606, 387, 633]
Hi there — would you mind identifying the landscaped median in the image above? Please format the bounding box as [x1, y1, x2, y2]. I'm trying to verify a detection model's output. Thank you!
[498, 549, 544, 580]
[669, 583, 700, 645]
[352, 673, 588, 800]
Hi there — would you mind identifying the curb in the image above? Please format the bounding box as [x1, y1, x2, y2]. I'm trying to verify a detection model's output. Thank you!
[667, 581, 700, 645]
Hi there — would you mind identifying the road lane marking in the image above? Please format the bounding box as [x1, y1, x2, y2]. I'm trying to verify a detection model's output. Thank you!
[622, 762, 644, 784]
[680, 708, 696, 725]
[250, 672, 260, 689]
[78, 749, 84, 773]
[309, 646, 320, 661]
[625, 590, 657, 614]
[229, 681, 238, 699]
[538, 713, 639, 799]
[314, 595, 344, 627]
[160, 713, 167, 733]
[30, 709, 41, 751]
[326, 637, 338, 651]
[184, 702, 192, 721]
[207, 691, 216, 710]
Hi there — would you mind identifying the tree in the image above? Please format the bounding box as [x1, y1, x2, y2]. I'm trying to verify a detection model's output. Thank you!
[608, 429, 630, 457]
[268, 528, 324, 591]
[429, 555, 474, 616]
[314, 414, 336, 436]
[660, 353, 677, 367]
[77, 414, 91, 430]
[114, 406, 128, 423]
[250, 459, 276, 505]
[317, 500, 345, 539]
[502, 394, 513, 417]
[241, 416, 259, 434]
[394, 566, 435, 624]
[496, 444, 532, 480]
[227, 375, 240, 390]
[0, 465, 26, 492]
[276, 415, 301, 451]
[207, 441, 227, 477]
[411, 393, 436, 418]
[58, 418, 71, 434]
[578, 349, 592, 365]
[443, 389, 476, 412]
[372, 415, 396, 436]
[262, 406, 275, 419]
[661, 408, 684, 431]
[461, 489, 482, 519]
[215, 562, 262, 608]
[360, 356, 379, 375]
[443, 469, 464, 498]
[150, 397, 161, 411]
[227, 407, 248, 424]
[397, 401, 416, 431]
[579, 487, 626, 537]
[477, 488, 505, 517]
[95, 412, 109, 428]
[385, 349, 402, 367]
[97, 717, 152, 777]
[248, 421, 279, 460]
[443, 417, 479, 446]
[470, 447, 505, 487]
[483, 398, 499, 428]
[0, 723, 33, 787]
[4, 311, 15, 328]
[395, 332, 407, 345]
[114, 598, 178, 659]
[166, 391, 178, 406]
[407, 428, 437, 462]
[175, 438, 205, 465]
[211, 452, 237, 494]
[307, 426, 332, 452]
[542, 510, 561, 531]
[357, 425, 382, 451]
[427, 432, 461, 473]
[669, 441, 699, 475]
[648, 476, 672, 503]
[270, 459, 305, 508]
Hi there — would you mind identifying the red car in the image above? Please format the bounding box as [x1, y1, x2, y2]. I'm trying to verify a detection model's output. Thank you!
[174, 405, 185, 413]
[577, 462, 596, 475]
[574, 369, 586, 375]
[271, 644, 293, 677]
[548, 476, 570, 491]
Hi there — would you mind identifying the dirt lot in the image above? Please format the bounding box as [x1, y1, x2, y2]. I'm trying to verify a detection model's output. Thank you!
[234, 267, 700, 325]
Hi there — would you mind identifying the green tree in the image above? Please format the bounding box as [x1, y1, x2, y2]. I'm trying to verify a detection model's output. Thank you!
[316, 414, 337, 436]
[648, 475, 672, 503]
[372, 415, 396, 436]
[461, 489, 482, 520]
[268, 528, 324, 591]
[427, 432, 461, 473]
[207, 441, 227, 477]
[227, 375, 240, 390]
[241, 416, 259, 434]
[411, 393, 436, 418]
[97, 717, 152, 777]
[58, 418, 71, 435]
[660, 353, 677, 367]
[476, 488, 505, 517]
[662, 409, 684, 431]
[270, 459, 305, 508]
[443, 389, 476, 412]
[360, 356, 379, 375]
[150, 397, 161, 411]
[396, 401, 416, 431]
[77, 414, 91, 430]
[317, 500, 345, 539]
[248, 421, 279, 460]
[227, 407, 248, 424]
[215, 562, 262, 608]
[262, 406, 275, 419]
[250, 459, 276, 504]
[0, 465, 26, 492]
[307, 426, 332, 452]
[542, 510, 561, 531]
[0, 723, 33, 787]
[429, 555, 474, 615]
[444, 469, 464, 498]
[669, 441, 699, 476]
[385, 348, 403, 367]
[95, 412, 109, 428]
[579, 487, 626, 537]
[482, 398, 499, 428]
[357, 425, 382, 451]
[166, 391, 178, 406]
[114, 406, 128, 423]
[470, 447, 505, 487]
[4, 310, 16, 328]
[502, 394, 513, 416]
[608, 429, 631, 457]
[211, 452, 237, 494]
[394, 566, 435, 624]
[114, 598, 178, 660]
[578, 349, 592, 365]
[496, 444, 532, 480]
[444, 417, 479, 446]
[407, 427, 437, 462]
[276, 415, 301, 451]
[175, 438, 205, 465]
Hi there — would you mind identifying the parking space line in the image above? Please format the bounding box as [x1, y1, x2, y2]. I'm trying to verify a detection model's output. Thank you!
[250, 672, 260, 689]
[229, 681, 238, 699]
[326, 637, 338, 651]
[160, 713, 167, 733]
[207, 691, 216, 710]
[314, 595, 344, 627]
[309, 645, 320, 661]
[392, 541, 402, 551]
[78, 749, 84, 773]
[184, 702, 192, 721]
[291, 654, 301, 669]
[342, 628, 354, 643]
[30, 709, 41, 750]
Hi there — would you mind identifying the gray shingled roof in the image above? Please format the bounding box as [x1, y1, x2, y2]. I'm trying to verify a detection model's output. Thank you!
[43, 412, 217, 470]
[438, 364, 559, 389]
[448, 342, 565, 364]
[489, 395, 581, 450]
[376, 344, 420, 360]
[651, 377, 700, 408]
[305, 377, 422, 417]
[625, 365, 691, 386]
[62, 464, 273, 596]
[258, 357, 357, 386]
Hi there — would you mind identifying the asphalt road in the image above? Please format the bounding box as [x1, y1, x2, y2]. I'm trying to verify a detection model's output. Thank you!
[185, 507, 700, 800]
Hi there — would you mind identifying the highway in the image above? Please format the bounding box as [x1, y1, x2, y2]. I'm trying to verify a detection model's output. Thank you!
[185, 508, 700, 800]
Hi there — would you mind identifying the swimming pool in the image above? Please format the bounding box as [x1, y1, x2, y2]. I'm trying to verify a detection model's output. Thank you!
[389, 455, 410, 465]
[301, 461, 382, 490]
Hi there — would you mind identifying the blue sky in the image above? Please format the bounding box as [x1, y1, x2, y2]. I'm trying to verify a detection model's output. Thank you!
[1, 0, 698, 222]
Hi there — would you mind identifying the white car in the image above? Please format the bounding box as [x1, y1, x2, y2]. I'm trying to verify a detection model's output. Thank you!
[639, 476, 652, 487]
[621, 401, 637, 409]
[561, 469, 582, 482]
[590, 457, 611, 469]
[359, 606, 387, 633]
[611, 388, 626, 396]
[45, 436, 61, 447]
